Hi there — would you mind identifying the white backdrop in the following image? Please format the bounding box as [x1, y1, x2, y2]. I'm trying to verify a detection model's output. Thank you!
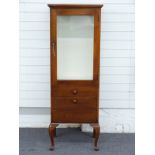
[19, 0, 135, 133]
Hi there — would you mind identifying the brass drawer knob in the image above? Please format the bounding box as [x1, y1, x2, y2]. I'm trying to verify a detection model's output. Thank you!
[72, 89, 78, 95]
[72, 99, 78, 103]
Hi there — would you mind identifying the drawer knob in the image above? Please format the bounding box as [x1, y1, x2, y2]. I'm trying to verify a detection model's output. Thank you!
[72, 89, 78, 95]
[72, 99, 78, 103]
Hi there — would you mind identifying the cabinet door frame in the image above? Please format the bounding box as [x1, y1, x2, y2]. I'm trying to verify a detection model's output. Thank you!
[50, 8, 101, 86]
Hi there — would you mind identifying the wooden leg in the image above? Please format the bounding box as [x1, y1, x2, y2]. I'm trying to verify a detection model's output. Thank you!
[93, 128, 95, 138]
[48, 123, 59, 151]
[53, 127, 56, 137]
[90, 123, 100, 151]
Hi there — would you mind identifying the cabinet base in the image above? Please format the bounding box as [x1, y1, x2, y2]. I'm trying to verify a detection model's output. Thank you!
[48, 123, 100, 151]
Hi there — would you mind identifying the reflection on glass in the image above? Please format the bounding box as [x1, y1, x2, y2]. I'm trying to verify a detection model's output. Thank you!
[57, 16, 94, 80]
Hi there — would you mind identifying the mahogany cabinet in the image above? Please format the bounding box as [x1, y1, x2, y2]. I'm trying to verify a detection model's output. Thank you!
[48, 4, 103, 151]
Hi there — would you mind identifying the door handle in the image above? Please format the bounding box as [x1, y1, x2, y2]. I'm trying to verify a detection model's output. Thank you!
[52, 43, 55, 56]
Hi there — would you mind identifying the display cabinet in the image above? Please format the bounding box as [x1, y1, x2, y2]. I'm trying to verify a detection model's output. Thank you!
[48, 4, 103, 151]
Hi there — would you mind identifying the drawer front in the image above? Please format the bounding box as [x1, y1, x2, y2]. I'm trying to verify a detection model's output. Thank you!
[53, 97, 97, 110]
[55, 86, 98, 97]
[52, 110, 98, 123]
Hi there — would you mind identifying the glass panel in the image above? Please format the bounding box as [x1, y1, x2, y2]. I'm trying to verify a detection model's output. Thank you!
[57, 16, 94, 80]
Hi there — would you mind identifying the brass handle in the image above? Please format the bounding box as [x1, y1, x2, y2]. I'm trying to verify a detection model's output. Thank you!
[72, 89, 78, 95]
[72, 99, 78, 103]
[52, 43, 55, 56]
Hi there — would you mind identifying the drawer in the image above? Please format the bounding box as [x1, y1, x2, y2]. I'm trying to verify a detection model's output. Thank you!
[53, 97, 97, 110]
[52, 109, 98, 123]
[55, 86, 98, 97]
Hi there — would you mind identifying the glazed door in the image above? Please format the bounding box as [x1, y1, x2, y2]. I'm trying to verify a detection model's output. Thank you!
[57, 15, 94, 80]
[50, 9, 100, 85]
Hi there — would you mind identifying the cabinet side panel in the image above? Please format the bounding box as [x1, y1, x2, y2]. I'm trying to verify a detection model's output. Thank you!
[50, 8, 57, 122]
[94, 8, 102, 123]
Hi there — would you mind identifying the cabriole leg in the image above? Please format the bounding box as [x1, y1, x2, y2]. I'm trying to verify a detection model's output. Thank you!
[48, 123, 59, 150]
[90, 123, 100, 151]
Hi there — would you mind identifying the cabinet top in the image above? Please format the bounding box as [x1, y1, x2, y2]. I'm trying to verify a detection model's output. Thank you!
[48, 4, 103, 8]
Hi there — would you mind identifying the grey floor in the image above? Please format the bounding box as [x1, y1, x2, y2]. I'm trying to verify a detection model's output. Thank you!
[19, 128, 135, 155]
